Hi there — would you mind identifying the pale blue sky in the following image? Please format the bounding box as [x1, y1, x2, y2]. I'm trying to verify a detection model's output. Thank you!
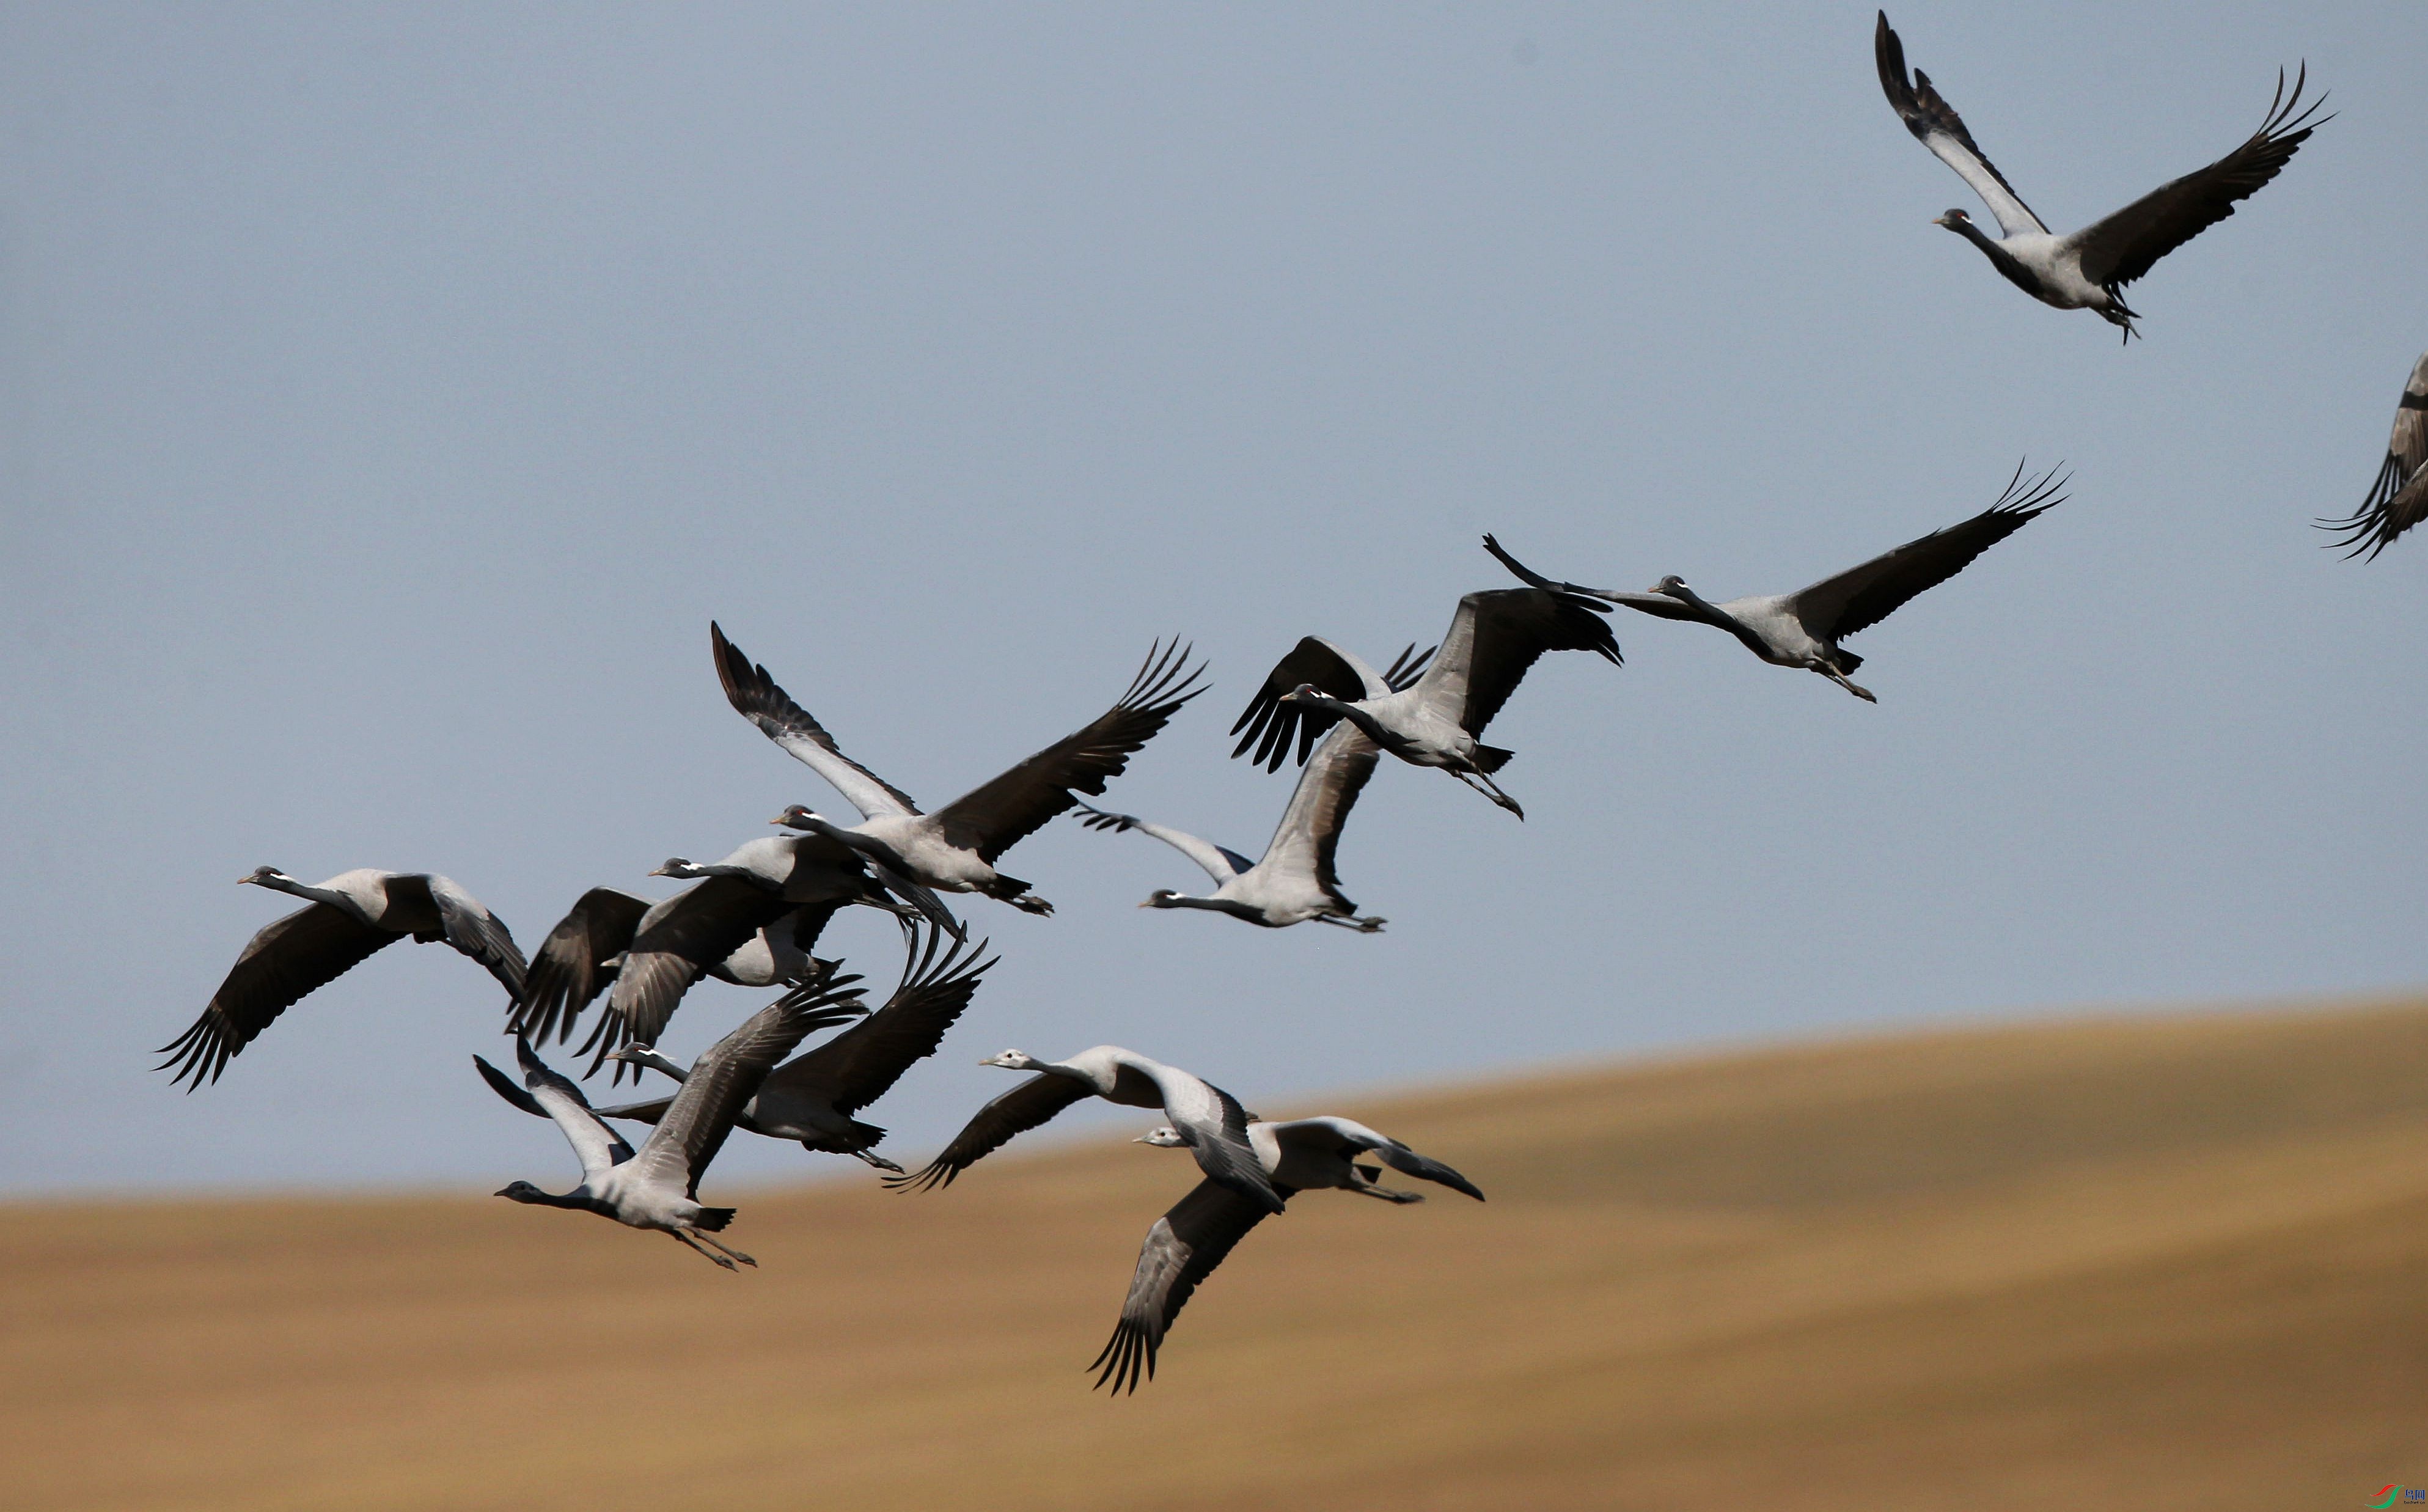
[3, 2, 2422, 1193]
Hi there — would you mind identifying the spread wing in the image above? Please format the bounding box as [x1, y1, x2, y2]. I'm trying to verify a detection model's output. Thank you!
[2066, 66, 2326, 291]
[1874, 12, 2047, 238]
[2322, 352, 2428, 560]
[761, 929, 997, 1117]
[1417, 589, 1622, 741]
[1783, 461, 2063, 642]
[514, 887, 653, 1044]
[627, 978, 868, 1198]
[931, 640, 1206, 864]
[711, 622, 920, 820]
[1089, 1178, 1284, 1393]
[1074, 799, 1250, 887]
[882, 1073, 1096, 1193]
[1229, 636, 1392, 773]
[157, 902, 399, 1090]
[497, 1037, 635, 1184]
[1257, 724, 1379, 905]
[424, 876, 529, 1001]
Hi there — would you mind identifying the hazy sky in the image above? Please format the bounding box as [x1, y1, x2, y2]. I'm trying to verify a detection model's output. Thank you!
[4, 3, 2422, 1195]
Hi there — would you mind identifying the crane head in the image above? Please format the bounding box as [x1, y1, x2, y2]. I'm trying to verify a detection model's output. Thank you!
[1932, 208, 1972, 231]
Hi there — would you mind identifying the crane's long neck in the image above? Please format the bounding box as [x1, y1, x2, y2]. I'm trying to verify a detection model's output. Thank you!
[1300, 692, 1387, 745]
[252, 873, 349, 909]
[1662, 585, 1738, 631]
[626, 1048, 692, 1082]
[501, 1185, 596, 1211]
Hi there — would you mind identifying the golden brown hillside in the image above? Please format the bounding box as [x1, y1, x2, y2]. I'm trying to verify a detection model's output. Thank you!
[9, 1002, 2428, 1512]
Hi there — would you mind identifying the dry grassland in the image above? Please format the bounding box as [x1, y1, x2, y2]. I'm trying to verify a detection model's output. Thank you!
[7, 1001, 2428, 1510]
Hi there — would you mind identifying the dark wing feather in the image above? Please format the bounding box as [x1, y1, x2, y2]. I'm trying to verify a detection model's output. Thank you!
[931, 640, 1207, 863]
[1784, 463, 2064, 642]
[576, 877, 795, 1076]
[513, 887, 652, 1044]
[410, 876, 527, 1000]
[1368, 1142, 1486, 1201]
[1439, 589, 1623, 740]
[1088, 1179, 1283, 1393]
[2321, 354, 2428, 560]
[2068, 67, 2327, 291]
[628, 978, 868, 1198]
[882, 1073, 1095, 1193]
[1229, 637, 1376, 772]
[156, 903, 398, 1090]
[711, 621, 922, 818]
[1376, 642, 1436, 694]
[472, 1053, 549, 1118]
[761, 928, 997, 1117]
[1189, 1085, 1288, 1215]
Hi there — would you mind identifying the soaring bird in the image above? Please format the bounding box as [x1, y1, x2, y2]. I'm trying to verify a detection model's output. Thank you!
[599, 928, 996, 1172]
[1074, 722, 1388, 932]
[1483, 462, 2063, 702]
[2320, 352, 2428, 560]
[1230, 590, 1620, 820]
[1876, 11, 2324, 341]
[1091, 1116, 1481, 1393]
[713, 623, 1205, 919]
[887, 1045, 1283, 1214]
[160, 867, 526, 1090]
[475, 976, 867, 1268]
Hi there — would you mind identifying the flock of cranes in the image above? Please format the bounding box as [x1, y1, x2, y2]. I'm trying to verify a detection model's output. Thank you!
[160, 13, 2420, 1394]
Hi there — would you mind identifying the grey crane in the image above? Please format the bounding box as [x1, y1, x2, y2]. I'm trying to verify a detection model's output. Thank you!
[714, 623, 1205, 920]
[475, 976, 867, 1269]
[1483, 462, 2064, 702]
[598, 928, 996, 1172]
[1093, 1115, 1481, 1392]
[1229, 590, 1620, 820]
[1074, 722, 1388, 932]
[159, 867, 526, 1090]
[2321, 352, 2428, 560]
[886, 1044, 1283, 1215]
[1876, 11, 2323, 341]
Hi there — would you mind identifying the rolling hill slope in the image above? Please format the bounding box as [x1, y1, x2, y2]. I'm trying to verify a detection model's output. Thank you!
[8, 1000, 2428, 1511]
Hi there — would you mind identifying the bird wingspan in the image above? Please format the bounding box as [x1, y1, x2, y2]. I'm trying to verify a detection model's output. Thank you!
[711, 622, 922, 821]
[1074, 798, 1249, 887]
[1423, 589, 1623, 740]
[2322, 353, 2428, 560]
[425, 876, 529, 1000]
[628, 978, 868, 1199]
[1874, 12, 2047, 238]
[157, 902, 398, 1090]
[1230, 636, 1386, 773]
[763, 928, 997, 1117]
[510, 1035, 636, 1183]
[1784, 462, 2064, 642]
[1260, 723, 1381, 901]
[1090, 1178, 1283, 1393]
[882, 1073, 1097, 1193]
[2064, 66, 2325, 290]
[930, 640, 1207, 864]
[515, 887, 653, 1044]
[580, 876, 796, 1075]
